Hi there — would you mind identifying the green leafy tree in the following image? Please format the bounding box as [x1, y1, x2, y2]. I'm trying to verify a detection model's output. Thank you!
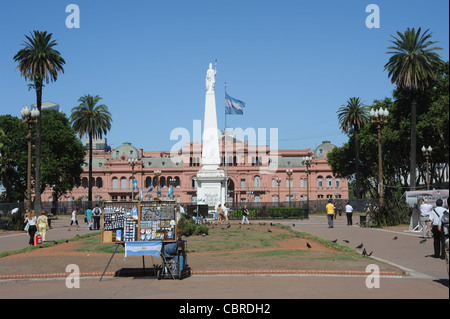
[13, 30, 66, 213]
[384, 27, 444, 189]
[0, 116, 28, 203]
[337, 97, 369, 198]
[70, 95, 112, 202]
[40, 109, 85, 206]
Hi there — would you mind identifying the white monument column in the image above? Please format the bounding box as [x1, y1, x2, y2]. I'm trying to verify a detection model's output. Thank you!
[196, 63, 227, 210]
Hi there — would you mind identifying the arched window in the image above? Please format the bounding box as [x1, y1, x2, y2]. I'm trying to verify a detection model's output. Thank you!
[112, 177, 118, 190]
[96, 177, 103, 189]
[120, 177, 127, 189]
[254, 175, 261, 188]
[145, 176, 152, 188]
[82, 177, 88, 189]
[317, 176, 323, 188]
[326, 176, 333, 188]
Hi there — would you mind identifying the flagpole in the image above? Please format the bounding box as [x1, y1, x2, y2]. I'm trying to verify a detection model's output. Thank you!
[224, 81, 228, 205]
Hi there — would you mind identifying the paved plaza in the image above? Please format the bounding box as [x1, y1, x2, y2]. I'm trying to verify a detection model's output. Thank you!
[0, 215, 448, 301]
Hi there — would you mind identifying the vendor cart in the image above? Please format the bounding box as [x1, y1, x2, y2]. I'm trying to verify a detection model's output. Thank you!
[157, 239, 189, 280]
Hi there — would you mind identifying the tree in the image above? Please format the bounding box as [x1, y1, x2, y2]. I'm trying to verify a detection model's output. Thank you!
[384, 27, 444, 189]
[40, 109, 85, 206]
[13, 30, 66, 213]
[337, 97, 369, 198]
[70, 95, 112, 202]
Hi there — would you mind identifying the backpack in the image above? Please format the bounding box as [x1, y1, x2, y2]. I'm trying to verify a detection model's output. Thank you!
[442, 210, 449, 238]
[93, 207, 101, 217]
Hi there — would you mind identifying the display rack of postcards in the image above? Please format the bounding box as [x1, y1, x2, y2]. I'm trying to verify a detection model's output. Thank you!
[140, 201, 177, 242]
[102, 201, 138, 243]
[101, 201, 177, 244]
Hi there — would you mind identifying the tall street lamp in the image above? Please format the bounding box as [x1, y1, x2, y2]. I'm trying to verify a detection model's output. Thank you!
[275, 177, 281, 206]
[154, 170, 161, 199]
[422, 146, 432, 190]
[370, 107, 389, 207]
[21, 105, 39, 210]
[286, 169, 293, 207]
[302, 157, 312, 212]
[128, 158, 138, 200]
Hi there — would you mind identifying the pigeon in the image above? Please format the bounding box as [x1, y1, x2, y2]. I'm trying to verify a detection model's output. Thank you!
[420, 239, 427, 244]
[362, 248, 367, 256]
[202, 233, 206, 237]
[356, 243, 363, 249]
[306, 242, 312, 249]
[267, 228, 272, 233]
[343, 240, 349, 243]
[393, 236, 398, 240]
[292, 224, 295, 227]
[367, 251, 373, 257]
[227, 224, 231, 228]
[331, 239, 338, 243]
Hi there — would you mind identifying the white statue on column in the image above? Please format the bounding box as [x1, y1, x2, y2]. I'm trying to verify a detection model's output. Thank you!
[205, 63, 216, 93]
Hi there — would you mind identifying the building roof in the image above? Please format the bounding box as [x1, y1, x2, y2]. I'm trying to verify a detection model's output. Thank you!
[314, 141, 336, 159]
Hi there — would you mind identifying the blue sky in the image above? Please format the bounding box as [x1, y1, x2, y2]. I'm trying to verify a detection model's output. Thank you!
[0, 0, 448, 152]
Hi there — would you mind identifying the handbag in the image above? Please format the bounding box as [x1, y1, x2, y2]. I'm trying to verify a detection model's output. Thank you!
[24, 221, 30, 231]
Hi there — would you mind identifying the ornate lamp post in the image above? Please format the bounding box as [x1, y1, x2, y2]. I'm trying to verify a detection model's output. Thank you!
[21, 105, 39, 210]
[422, 146, 432, 190]
[154, 170, 161, 199]
[286, 169, 293, 207]
[128, 158, 138, 200]
[302, 157, 312, 212]
[370, 107, 389, 207]
[275, 177, 281, 206]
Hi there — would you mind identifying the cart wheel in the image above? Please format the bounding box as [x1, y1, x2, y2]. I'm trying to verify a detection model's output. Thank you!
[157, 269, 161, 280]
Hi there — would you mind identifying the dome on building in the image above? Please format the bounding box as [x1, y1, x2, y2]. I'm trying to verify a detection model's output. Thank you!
[110, 142, 139, 161]
[314, 140, 336, 159]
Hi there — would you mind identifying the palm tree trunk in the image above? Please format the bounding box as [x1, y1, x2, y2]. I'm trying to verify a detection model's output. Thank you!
[355, 134, 361, 199]
[410, 98, 417, 190]
[34, 82, 43, 214]
[88, 133, 93, 203]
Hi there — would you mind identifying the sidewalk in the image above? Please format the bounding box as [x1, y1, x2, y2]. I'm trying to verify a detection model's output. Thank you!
[0, 215, 448, 299]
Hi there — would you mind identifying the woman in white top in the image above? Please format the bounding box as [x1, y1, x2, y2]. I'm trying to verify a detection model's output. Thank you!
[68, 207, 79, 231]
[24, 209, 38, 246]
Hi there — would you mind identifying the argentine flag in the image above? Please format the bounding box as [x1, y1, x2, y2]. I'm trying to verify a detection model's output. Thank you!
[225, 93, 245, 115]
[147, 186, 153, 194]
[125, 241, 162, 258]
[168, 185, 173, 199]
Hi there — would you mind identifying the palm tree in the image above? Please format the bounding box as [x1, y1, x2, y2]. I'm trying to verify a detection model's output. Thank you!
[14, 30, 65, 213]
[337, 97, 369, 199]
[384, 27, 443, 190]
[70, 95, 112, 202]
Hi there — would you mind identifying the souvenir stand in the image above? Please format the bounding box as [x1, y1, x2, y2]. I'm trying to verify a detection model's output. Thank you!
[99, 200, 188, 281]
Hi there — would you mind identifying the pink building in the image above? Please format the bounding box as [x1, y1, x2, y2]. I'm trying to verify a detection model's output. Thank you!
[41, 138, 348, 206]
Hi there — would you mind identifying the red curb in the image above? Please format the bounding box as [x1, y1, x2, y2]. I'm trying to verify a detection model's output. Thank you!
[0, 269, 404, 280]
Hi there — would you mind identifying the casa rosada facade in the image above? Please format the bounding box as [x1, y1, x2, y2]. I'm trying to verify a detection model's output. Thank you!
[41, 138, 348, 206]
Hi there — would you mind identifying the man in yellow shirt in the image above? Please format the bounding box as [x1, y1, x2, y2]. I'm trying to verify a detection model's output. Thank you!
[326, 199, 335, 228]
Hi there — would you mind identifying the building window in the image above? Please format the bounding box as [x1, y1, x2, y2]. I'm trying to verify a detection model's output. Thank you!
[112, 177, 118, 190]
[317, 176, 323, 189]
[82, 177, 88, 189]
[317, 194, 324, 199]
[96, 177, 103, 188]
[120, 177, 127, 189]
[335, 178, 341, 188]
[326, 176, 333, 188]
[254, 175, 260, 188]
[240, 179, 246, 188]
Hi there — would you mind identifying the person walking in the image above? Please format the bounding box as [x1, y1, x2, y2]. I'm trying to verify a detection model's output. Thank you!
[326, 199, 335, 228]
[85, 206, 93, 230]
[68, 206, 79, 231]
[420, 198, 433, 238]
[440, 197, 449, 274]
[36, 211, 49, 242]
[24, 209, 38, 246]
[427, 198, 446, 259]
[241, 205, 250, 225]
[223, 203, 229, 222]
[216, 204, 223, 223]
[345, 202, 353, 226]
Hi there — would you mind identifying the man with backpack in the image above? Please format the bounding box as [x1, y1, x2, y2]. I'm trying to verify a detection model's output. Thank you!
[426, 198, 447, 260]
[92, 204, 102, 230]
